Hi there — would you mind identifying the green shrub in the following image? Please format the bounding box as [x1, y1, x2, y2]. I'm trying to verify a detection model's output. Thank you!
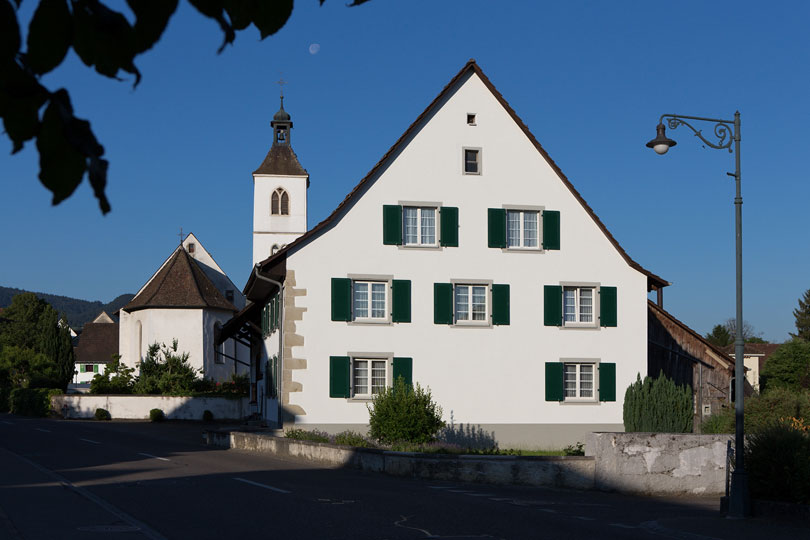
[563, 442, 585, 456]
[333, 430, 375, 448]
[94, 408, 111, 421]
[701, 388, 810, 434]
[760, 339, 810, 392]
[700, 407, 735, 433]
[90, 356, 134, 394]
[133, 341, 200, 395]
[9, 388, 61, 416]
[623, 372, 693, 433]
[202, 409, 213, 422]
[0, 386, 9, 413]
[149, 408, 165, 422]
[745, 423, 810, 504]
[368, 378, 445, 444]
[284, 428, 330, 443]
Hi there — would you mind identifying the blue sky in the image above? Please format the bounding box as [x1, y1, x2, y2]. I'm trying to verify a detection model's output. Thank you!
[1, 1, 808, 342]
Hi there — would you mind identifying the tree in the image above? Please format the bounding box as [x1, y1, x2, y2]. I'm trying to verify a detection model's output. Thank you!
[132, 339, 199, 394]
[623, 372, 693, 433]
[760, 339, 810, 392]
[722, 318, 766, 343]
[791, 288, 810, 341]
[1, 0, 369, 214]
[705, 324, 732, 347]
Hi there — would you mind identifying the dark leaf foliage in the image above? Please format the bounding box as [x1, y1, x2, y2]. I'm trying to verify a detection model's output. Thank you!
[2, 0, 372, 213]
[623, 371, 693, 433]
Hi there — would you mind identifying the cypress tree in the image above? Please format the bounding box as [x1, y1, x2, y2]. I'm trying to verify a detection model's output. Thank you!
[623, 371, 693, 433]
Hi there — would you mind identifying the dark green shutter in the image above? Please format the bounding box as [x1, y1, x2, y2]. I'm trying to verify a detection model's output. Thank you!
[331, 278, 352, 321]
[433, 283, 453, 324]
[545, 362, 564, 401]
[542, 210, 560, 250]
[94, 364, 99, 373]
[392, 357, 413, 386]
[544, 285, 563, 326]
[439, 207, 459, 247]
[383, 205, 403, 245]
[599, 363, 616, 401]
[392, 280, 411, 323]
[491, 284, 510, 325]
[487, 208, 506, 248]
[329, 356, 350, 398]
[600, 286, 617, 327]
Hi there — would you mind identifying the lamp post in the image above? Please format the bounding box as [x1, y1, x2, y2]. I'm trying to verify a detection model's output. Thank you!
[646, 112, 749, 517]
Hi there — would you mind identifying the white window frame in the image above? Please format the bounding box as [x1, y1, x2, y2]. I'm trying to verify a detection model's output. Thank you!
[347, 353, 392, 400]
[463, 147, 482, 175]
[561, 360, 599, 402]
[402, 206, 439, 247]
[561, 283, 599, 328]
[451, 280, 492, 326]
[505, 208, 542, 250]
[348, 275, 392, 324]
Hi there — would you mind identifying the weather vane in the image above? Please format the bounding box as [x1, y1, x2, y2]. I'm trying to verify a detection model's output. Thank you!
[277, 75, 287, 100]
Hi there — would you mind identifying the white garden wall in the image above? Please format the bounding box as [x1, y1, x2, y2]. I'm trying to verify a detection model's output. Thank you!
[52, 394, 249, 421]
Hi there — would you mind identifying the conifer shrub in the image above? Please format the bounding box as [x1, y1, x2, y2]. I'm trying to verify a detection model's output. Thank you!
[367, 377, 445, 444]
[149, 408, 165, 422]
[623, 372, 693, 433]
[94, 408, 111, 421]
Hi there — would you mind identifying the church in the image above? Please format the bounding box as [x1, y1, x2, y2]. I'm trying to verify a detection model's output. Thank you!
[218, 60, 669, 447]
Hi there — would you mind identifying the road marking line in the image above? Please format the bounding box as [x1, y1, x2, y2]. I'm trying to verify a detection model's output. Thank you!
[447, 489, 474, 493]
[574, 516, 595, 521]
[79, 438, 100, 445]
[489, 498, 512, 501]
[1, 421, 13, 425]
[539, 509, 557, 513]
[34, 428, 51, 433]
[138, 453, 170, 462]
[233, 477, 290, 494]
[428, 485, 455, 489]
[4, 448, 167, 540]
[611, 524, 638, 529]
[464, 493, 497, 497]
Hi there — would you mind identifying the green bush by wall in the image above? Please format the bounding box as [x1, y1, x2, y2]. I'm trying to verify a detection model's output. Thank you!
[368, 378, 445, 444]
[623, 372, 693, 433]
[9, 388, 62, 417]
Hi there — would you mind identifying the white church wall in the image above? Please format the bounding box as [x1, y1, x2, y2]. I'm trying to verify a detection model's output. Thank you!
[120, 308, 204, 375]
[272, 71, 648, 444]
[253, 174, 308, 264]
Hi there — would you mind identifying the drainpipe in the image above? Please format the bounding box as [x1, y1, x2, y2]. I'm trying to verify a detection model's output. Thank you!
[252, 264, 284, 428]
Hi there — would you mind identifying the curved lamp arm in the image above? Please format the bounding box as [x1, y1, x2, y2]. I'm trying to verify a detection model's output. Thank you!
[658, 114, 736, 153]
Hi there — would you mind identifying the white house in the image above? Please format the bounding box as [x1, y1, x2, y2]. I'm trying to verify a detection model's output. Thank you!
[119, 233, 249, 382]
[221, 61, 668, 447]
[72, 311, 117, 387]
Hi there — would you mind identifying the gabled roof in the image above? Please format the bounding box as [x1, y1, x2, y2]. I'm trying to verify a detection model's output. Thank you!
[648, 300, 734, 370]
[123, 246, 236, 313]
[246, 59, 668, 295]
[74, 322, 119, 364]
[92, 311, 115, 324]
[253, 144, 308, 176]
[721, 342, 781, 358]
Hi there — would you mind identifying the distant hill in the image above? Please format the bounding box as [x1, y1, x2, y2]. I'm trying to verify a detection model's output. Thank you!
[0, 286, 134, 330]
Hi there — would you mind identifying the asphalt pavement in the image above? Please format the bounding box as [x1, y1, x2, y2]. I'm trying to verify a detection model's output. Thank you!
[0, 414, 807, 540]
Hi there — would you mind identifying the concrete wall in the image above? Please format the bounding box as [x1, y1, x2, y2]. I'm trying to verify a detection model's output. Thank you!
[588, 432, 731, 495]
[53, 394, 249, 421]
[206, 429, 594, 490]
[264, 70, 650, 445]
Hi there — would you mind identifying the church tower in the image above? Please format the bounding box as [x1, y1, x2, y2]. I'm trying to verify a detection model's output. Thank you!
[252, 93, 309, 265]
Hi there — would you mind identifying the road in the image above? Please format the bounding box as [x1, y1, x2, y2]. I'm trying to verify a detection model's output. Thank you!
[0, 414, 806, 540]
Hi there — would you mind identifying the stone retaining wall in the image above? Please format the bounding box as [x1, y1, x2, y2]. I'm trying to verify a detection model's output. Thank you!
[205, 430, 594, 490]
[53, 395, 249, 421]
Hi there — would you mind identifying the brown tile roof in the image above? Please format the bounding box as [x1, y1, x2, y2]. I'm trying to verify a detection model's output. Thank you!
[247, 59, 668, 296]
[74, 322, 119, 364]
[253, 144, 308, 176]
[123, 247, 237, 313]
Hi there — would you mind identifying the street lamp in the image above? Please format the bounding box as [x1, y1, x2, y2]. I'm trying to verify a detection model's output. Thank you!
[646, 112, 749, 518]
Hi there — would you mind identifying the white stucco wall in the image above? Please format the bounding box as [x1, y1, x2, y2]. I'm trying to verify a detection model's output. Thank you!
[266, 71, 650, 438]
[253, 173, 308, 264]
[53, 394, 249, 420]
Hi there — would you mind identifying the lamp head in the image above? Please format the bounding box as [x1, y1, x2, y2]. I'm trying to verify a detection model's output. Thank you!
[646, 122, 677, 155]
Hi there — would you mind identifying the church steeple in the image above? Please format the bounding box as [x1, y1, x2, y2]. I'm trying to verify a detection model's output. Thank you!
[271, 88, 292, 146]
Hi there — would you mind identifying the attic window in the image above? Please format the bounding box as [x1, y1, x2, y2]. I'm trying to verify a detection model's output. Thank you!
[463, 148, 481, 175]
[467, 113, 476, 125]
[188, 243, 196, 254]
[226, 290, 234, 302]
